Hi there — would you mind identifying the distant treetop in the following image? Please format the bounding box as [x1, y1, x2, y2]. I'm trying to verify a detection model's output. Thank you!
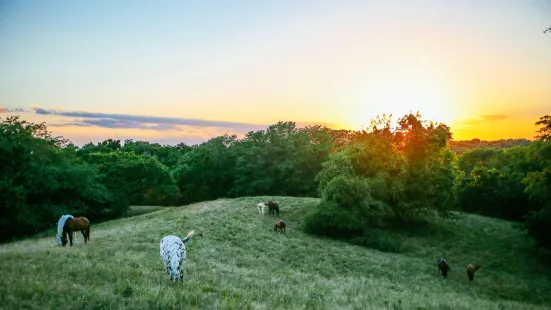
[449, 138, 531, 154]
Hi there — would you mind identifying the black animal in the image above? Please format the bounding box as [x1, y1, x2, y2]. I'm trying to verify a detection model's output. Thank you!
[267, 200, 280, 216]
[437, 258, 451, 279]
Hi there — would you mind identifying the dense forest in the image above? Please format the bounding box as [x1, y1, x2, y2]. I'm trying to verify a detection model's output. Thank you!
[449, 138, 531, 154]
[1, 113, 550, 251]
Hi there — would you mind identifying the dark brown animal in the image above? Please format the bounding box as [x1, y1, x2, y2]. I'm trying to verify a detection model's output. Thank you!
[267, 200, 280, 216]
[62, 217, 90, 246]
[437, 258, 451, 279]
[466, 263, 482, 282]
[274, 219, 286, 234]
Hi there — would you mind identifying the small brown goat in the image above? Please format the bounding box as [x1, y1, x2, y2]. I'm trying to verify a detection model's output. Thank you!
[274, 220, 286, 234]
[466, 263, 482, 282]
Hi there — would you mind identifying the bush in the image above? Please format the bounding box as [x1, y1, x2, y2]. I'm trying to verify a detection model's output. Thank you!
[304, 175, 389, 238]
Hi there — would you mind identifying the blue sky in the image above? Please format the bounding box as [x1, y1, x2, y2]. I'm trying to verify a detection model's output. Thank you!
[1, 0, 550, 145]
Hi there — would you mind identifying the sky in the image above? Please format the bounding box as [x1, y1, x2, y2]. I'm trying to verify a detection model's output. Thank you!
[1, 0, 550, 146]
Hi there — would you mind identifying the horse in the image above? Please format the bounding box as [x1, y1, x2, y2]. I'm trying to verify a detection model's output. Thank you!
[274, 219, 286, 234]
[267, 200, 280, 216]
[57, 214, 73, 245]
[61, 217, 90, 247]
[257, 202, 266, 218]
[437, 258, 451, 279]
[466, 263, 482, 282]
[160, 230, 195, 282]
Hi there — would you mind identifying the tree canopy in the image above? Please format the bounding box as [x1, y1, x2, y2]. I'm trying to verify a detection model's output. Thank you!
[2, 112, 551, 251]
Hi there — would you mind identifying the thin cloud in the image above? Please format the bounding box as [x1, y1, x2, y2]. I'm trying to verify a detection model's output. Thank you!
[481, 115, 509, 122]
[0, 106, 25, 114]
[31, 106, 268, 132]
[460, 114, 509, 125]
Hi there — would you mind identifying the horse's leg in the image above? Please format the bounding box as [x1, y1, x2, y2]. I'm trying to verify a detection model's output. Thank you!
[81, 229, 87, 244]
[69, 231, 74, 246]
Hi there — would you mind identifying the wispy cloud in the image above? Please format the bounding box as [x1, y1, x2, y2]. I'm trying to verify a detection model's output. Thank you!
[19, 105, 341, 132]
[0, 106, 25, 114]
[29, 106, 268, 132]
[460, 114, 510, 126]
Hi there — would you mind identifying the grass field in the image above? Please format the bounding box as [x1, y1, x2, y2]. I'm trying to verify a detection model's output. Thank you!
[1, 197, 550, 309]
[126, 205, 167, 217]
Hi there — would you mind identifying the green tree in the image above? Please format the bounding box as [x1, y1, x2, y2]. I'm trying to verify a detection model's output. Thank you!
[0, 116, 121, 241]
[121, 140, 190, 169]
[534, 115, 551, 142]
[172, 135, 237, 203]
[83, 151, 180, 206]
[522, 138, 551, 248]
[231, 122, 334, 197]
[306, 113, 459, 247]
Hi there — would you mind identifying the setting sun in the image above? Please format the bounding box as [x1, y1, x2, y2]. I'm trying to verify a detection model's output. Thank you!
[344, 67, 461, 130]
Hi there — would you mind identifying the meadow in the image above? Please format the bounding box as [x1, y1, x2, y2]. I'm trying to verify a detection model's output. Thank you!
[1, 197, 550, 310]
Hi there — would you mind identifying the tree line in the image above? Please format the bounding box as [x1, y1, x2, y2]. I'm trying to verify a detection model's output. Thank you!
[1, 113, 550, 251]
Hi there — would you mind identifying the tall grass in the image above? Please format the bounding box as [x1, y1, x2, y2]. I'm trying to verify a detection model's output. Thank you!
[0, 197, 550, 309]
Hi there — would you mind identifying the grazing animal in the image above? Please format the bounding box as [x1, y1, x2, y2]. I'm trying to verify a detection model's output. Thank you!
[274, 219, 286, 234]
[267, 200, 280, 216]
[257, 202, 266, 218]
[466, 263, 482, 282]
[57, 214, 74, 245]
[61, 217, 90, 247]
[437, 258, 451, 279]
[160, 230, 195, 282]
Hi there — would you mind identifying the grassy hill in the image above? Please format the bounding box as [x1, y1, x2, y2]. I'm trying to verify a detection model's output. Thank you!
[1, 197, 550, 310]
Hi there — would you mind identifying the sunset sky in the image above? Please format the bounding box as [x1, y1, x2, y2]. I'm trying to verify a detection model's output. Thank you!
[1, 0, 550, 146]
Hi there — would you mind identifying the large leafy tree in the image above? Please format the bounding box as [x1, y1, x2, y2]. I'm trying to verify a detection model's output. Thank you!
[231, 122, 334, 197]
[306, 113, 459, 242]
[0, 116, 121, 241]
[522, 115, 551, 247]
[172, 135, 237, 204]
[83, 151, 180, 206]
[457, 145, 540, 221]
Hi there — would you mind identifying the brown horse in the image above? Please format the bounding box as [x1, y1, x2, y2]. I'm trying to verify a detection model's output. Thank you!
[274, 219, 286, 234]
[62, 217, 90, 246]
